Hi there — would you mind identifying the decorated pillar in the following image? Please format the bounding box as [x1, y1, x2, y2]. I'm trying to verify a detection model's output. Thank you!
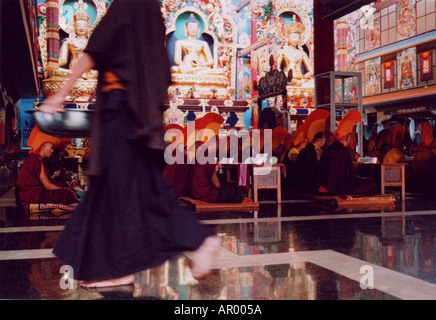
[251, 17, 259, 129]
[336, 18, 348, 72]
[45, 0, 60, 71]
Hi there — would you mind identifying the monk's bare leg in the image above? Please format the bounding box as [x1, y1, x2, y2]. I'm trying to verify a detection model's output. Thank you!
[189, 236, 222, 279]
[80, 274, 135, 288]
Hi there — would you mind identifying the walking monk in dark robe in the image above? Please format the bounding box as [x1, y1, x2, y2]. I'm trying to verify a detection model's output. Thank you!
[16, 126, 78, 205]
[40, 1, 221, 288]
[318, 110, 379, 196]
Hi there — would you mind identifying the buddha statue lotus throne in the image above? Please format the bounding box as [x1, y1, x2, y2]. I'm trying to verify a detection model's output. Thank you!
[169, 14, 229, 99]
[42, 0, 97, 104]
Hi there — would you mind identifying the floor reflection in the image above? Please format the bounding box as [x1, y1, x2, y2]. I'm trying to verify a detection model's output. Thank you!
[131, 256, 398, 300]
[1, 187, 436, 300]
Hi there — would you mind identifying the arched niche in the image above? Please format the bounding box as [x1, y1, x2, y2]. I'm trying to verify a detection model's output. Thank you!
[165, 9, 219, 68]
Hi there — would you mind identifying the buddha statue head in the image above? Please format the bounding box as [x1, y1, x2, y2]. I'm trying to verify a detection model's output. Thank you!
[284, 15, 305, 47]
[73, 1, 91, 37]
[185, 14, 201, 38]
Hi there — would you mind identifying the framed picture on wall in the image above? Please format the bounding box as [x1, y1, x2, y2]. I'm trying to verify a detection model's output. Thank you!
[397, 47, 416, 90]
[365, 57, 381, 95]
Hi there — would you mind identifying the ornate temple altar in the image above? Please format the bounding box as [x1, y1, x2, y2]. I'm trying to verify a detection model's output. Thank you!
[33, 0, 318, 131]
[163, 6, 247, 128]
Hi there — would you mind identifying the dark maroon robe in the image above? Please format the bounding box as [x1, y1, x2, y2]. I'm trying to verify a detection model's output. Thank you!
[295, 143, 319, 194]
[189, 163, 219, 203]
[84, 0, 171, 177]
[16, 153, 77, 205]
[318, 140, 379, 195]
[188, 163, 244, 203]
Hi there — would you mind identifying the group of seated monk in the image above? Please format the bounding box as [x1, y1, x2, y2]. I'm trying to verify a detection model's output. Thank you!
[283, 116, 436, 197]
[163, 161, 245, 204]
[278, 110, 380, 197]
[15, 127, 79, 206]
[365, 120, 436, 195]
[164, 110, 436, 200]
[282, 130, 379, 196]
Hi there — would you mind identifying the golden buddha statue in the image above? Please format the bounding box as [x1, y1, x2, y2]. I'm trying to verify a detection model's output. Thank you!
[169, 14, 229, 99]
[55, 4, 97, 79]
[171, 14, 225, 76]
[277, 15, 313, 88]
[42, 0, 97, 103]
[60, 11, 89, 70]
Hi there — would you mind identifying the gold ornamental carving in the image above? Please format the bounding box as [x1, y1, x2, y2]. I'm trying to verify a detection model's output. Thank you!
[42, 77, 98, 103]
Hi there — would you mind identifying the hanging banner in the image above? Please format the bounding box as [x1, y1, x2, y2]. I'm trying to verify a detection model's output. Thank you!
[384, 61, 394, 89]
[420, 51, 433, 81]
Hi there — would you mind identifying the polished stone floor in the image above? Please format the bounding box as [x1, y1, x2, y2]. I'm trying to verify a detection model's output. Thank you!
[1, 185, 436, 301]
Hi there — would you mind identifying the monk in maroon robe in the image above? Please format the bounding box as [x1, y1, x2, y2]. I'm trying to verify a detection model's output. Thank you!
[294, 131, 326, 194]
[16, 140, 77, 205]
[317, 111, 379, 196]
[189, 162, 244, 203]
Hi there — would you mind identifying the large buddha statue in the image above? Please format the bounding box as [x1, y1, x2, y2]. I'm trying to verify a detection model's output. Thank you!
[171, 14, 225, 76]
[277, 15, 313, 88]
[42, 0, 97, 103]
[54, 5, 97, 79]
[169, 14, 229, 99]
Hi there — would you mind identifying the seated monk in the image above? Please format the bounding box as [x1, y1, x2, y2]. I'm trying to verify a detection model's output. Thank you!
[189, 161, 244, 204]
[294, 131, 326, 194]
[16, 127, 78, 206]
[163, 141, 192, 198]
[409, 122, 436, 194]
[287, 139, 307, 162]
[383, 124, 406, 164]
[187, 136, 244, 203]
[368, 128, 393, 163]
[317, 111, 379, 196]
[281, 130, 307, 189]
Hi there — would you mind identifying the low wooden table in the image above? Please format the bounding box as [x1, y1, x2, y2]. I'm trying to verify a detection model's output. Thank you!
[381, 163, 407, 200]
[251, 164, 283, 203]
[221, 162, 283, 203]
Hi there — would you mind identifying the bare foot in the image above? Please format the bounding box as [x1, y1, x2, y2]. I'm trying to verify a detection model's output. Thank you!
[189, 236, 222, 279]
[80, 274, 135, 288]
